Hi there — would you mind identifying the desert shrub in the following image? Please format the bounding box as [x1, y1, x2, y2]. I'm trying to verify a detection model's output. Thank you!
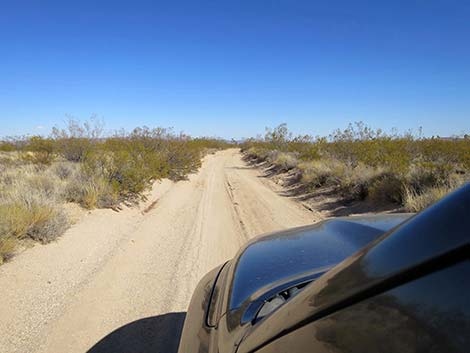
[20, 151, 50, 165]
[264, 123, 292, 151]
[186, 137, 231, 152]
[50, 124, 225, 203]
[167, 140, 202, 180]
[291, 141, 321, 161]
[52, 124, 227, 205]
[367, 173, 404, 203]
[0, 162, 71, 261]
[405, 164, 445, 193]
[299, 159, 346, 188]
[245, 146, 270, 162]
[63, 127, 215, 205]
[52, 118, 103, 162]
[26, 173, 64, 199]
[403, 185, 455, 212]
[65, 170, 118, 209]
[84, 140, 165, 197]
[21, 136, 56, 165]
[243, 123, 470, 207]
[0, 202, 69, 243]
[1, 164, 66, 198]
[56, 138, 92, 162]
[50, 161, 77, 180]
[403, 170, 467, 212]
[0, 151, 23, 167]
[334, 163, 386, 201]
[0, 180, 70, 244]
[0, 142, 16, 152]
[272, 152, 299, 171]
[265, 149, 279, 163]
[79, 178, 117, 209]
[0, 122, 230, 264]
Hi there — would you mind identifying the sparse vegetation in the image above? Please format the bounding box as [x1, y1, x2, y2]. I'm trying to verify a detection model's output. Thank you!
[242, 123, 470, 212]
[0, 119, 230, 263]
[2, 119, 468, 264]
[403, 184, 458, 212]
[0, 163, 71, 262]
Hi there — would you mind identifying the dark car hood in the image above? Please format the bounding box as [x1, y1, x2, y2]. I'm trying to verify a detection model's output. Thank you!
[238, 184, 470, 353]
[228, 214, 412, 312]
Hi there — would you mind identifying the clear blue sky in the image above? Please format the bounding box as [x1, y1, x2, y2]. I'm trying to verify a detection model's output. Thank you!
[1, 0, 469, 139]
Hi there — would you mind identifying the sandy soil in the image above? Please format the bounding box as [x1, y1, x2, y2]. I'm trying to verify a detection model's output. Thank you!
[0, 149, 318, 353]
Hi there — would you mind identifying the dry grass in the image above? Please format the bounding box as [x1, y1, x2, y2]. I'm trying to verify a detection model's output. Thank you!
[298, 159, 346, 188]
[0, 202, 69, 242]
[0, 156, 118, 261]
[245, 146, 270, 162]
[403, 185, 455, 212]
[272, 152, 299, 171]
[0, 160, 72, 262]
[65, 172, 118, 209]
[403, 175, 467, 212]
[0, 194, 69, 262]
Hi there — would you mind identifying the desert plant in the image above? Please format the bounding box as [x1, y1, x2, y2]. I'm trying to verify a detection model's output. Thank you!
[0, 123, 230, 264]
[403, 185, 454, 212]
[0, 235, 16, 264]
[0, 142, 16, 152]
[272, 152, 299, 171]
[264, 123, 292, 151]
[299, 159, 346, 188]
[50, 161, 77, 180]
[243, 123, 470, 207]
[52, 118, 104, 162]
[367, 173, 404, 203]
[0, 189, 69, 243]
[65, 170, 118, 209]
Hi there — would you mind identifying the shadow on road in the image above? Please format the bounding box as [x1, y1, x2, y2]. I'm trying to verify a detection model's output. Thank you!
[87, 312, 186, 353]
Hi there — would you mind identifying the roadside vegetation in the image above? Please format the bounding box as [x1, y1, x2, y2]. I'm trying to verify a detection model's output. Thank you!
[0, 119, 229, 263]
[242, 123, 470, 214]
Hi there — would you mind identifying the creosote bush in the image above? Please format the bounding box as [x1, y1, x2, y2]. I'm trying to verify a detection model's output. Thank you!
[0, 120, 230, 263]
[242, 123, 470, 209]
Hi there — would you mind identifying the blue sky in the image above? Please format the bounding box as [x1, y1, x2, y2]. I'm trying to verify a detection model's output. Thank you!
[1, 0, 469, 139]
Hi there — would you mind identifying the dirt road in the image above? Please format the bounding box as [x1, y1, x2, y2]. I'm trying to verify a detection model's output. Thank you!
[0, 149, 318, 353]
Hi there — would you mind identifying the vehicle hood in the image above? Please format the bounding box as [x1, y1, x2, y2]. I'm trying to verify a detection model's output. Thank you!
[228, 214, 411, 312]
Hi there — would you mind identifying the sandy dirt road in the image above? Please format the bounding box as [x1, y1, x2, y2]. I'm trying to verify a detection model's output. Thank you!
[0, 149, 318, 353]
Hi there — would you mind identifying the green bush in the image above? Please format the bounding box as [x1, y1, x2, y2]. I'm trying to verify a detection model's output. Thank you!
[0, 142, 16, 152]
[22, 136, 56, 165]
[0, 122, 230, 263]
[243, 123, 470, 206]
